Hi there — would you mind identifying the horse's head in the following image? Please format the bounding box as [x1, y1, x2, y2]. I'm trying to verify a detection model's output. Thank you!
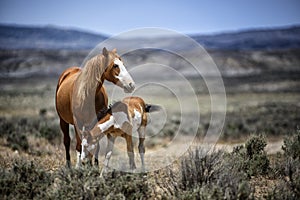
[102, 47, 135, 93]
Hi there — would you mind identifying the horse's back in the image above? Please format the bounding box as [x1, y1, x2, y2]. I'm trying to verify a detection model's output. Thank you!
[57, 67, 81, 88]
[56, 66, 81, 124]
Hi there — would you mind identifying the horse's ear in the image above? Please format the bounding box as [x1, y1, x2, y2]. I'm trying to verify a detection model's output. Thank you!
[112, 48, 117, 53]
[102, 47, 108, 57]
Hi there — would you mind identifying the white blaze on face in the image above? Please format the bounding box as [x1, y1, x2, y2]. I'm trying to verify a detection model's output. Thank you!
[114, 58, 134, 87]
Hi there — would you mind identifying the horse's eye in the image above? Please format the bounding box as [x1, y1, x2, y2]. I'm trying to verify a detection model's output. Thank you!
[113, 64, 119, 68]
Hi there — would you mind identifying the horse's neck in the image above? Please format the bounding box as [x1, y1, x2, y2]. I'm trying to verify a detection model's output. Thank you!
[79, 55, 105, 93]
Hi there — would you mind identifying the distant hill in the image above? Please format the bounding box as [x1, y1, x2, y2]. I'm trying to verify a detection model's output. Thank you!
[192, 26, 300, 50]
[1, 24, 300, 80]
[0, 24, 300, 50]
[0, 24, 107, 49]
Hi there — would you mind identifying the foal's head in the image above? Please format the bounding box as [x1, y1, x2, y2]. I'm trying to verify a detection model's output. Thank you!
[102, 48, 135, 93]
[81, 129, 98, 162]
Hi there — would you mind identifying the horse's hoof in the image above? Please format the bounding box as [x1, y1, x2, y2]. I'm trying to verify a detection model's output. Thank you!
[129, 165, 137, 172]
[94, 159, 99, 166]
[66, 161, 71, 168]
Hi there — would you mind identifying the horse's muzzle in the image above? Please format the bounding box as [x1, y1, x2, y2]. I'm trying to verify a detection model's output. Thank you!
[124, 82, 135, 93]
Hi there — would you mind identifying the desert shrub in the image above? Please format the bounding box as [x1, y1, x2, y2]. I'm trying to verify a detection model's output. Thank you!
[38, 123, 61, 144]
[282, 129, 300, 159]
[267, 130, 300, 199]
[181, 149, 223, 189]
[0, 117, 15, 136]
[51, 168, 149, 199]
[180, 148, 253, 199]
[0, 117, 61, 149]
[245, 134, 267, 159]
[6, 131, 29, 151]
[267, 158, 300, 200]
[232, 135, 270, 177]
[0, 159, 53, 199]
[219, 103, 300, 140]
[0, 159, 150, 199]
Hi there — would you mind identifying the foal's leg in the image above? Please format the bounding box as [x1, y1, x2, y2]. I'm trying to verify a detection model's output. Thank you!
[125, 134, 136, 170]
[60, 119, 71, 168]
[138, 126, 146, 171]
[100, 134, 115, 177]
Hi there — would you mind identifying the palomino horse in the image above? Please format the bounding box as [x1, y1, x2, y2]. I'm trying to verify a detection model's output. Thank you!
[55, 48, 135, 167]
[81, 96, 161, 174]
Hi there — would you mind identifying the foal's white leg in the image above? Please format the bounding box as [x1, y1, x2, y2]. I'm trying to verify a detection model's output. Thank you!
[138, 126, 146, 171]
[100, 134, 115, 177]
[75, 151, 82, 168]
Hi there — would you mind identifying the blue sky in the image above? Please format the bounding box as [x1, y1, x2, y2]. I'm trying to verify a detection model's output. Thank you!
[0, 0, 299, 35]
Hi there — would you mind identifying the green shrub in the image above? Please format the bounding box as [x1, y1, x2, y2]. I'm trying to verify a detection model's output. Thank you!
[51, 168, 150, 199]
[282, 129, 300, 159]
[180, 148, 253, 199]
[0, 117, 61, 150]
[267, 158, 300, 199]
[232, 135, 270, 177]
[181, 149, 223, 189]
[0, 159, 150, 199]
[267, 130, 300, 199]
[38, 124, 61, 144]
[6, 131, 29, 152]
[245, 135, 267, 159]
[0, 159, 53, 199]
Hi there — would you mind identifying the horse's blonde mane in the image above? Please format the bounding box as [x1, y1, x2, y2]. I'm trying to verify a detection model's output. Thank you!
[74, 54, 107, 106]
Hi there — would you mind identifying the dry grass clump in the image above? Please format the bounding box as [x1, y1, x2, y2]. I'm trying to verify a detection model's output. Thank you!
[267, 130, 300, 199]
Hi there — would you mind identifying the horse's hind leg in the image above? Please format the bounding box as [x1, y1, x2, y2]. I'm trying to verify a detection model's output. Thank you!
[100, 134, 115, 177]
[138, 126, 146, 171]
[60, 119, 71, 168]
[94, 141, 100, 166]
[125, 134, 136, 170]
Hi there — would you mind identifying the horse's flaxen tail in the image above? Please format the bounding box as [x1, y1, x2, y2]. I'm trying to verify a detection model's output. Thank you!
[145, 104, 162, 113]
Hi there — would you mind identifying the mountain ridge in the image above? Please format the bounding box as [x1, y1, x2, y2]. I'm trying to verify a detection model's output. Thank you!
[0, 23, 300, 50]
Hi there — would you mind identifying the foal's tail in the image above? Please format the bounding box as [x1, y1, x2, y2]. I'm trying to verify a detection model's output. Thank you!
[145, 104, 162, 113]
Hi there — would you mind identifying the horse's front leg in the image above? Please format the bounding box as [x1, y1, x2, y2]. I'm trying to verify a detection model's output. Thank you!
[75, 127, 83, 168]
[100, 134, 115, 177]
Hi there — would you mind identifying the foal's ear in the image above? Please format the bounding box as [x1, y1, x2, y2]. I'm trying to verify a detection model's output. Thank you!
[112, 48, 117, 53]
[102, 47, 108, 57]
